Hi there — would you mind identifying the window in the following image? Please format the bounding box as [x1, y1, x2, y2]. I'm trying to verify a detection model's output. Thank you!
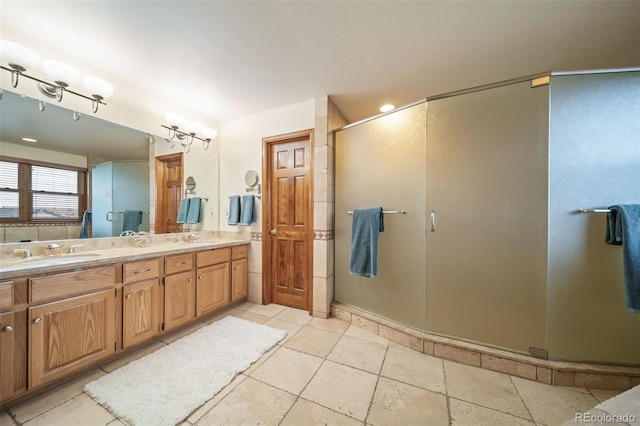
[0, 158, 87, 223]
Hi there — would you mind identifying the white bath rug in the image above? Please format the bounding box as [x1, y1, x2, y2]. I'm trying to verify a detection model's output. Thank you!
[85, 316, 286, 426]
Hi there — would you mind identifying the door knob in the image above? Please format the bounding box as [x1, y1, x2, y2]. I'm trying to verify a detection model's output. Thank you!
[270, 229, 277, 235]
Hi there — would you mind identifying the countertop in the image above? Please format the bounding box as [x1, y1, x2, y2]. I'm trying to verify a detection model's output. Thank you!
[0, 238, 250, 280]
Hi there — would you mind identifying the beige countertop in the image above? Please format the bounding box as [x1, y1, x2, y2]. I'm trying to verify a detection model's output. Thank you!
[0, 238, 250, 280]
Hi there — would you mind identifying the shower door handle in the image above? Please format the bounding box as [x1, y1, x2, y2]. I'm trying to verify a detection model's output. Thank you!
[430, 210, 436, 232]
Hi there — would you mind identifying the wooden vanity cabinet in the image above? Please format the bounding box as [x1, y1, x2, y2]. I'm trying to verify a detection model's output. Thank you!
[0, 242, 250, 405]
[231, 245, 249, 302]
[122, 259, 161, 348]
[29, 289, 116, 388]
[163, 254, 196, 331]
[196, 248, 230, 317]
[1, 311, 15, 402]
[0, 280, 15, 401]
[27, 267, 118, 389]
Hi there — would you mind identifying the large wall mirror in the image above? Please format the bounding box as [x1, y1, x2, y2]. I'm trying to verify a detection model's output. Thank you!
[0, 89, 219, 242]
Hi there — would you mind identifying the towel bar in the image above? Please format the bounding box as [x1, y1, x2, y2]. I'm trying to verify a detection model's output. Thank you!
[577, 209, 612, 213]
[346, 210, 406, 215]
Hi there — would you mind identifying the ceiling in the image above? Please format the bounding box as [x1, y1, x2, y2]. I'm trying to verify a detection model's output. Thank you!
[1, 1, 639, 160]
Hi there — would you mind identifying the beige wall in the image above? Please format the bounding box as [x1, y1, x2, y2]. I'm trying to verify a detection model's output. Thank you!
[217, 99, 315, 305]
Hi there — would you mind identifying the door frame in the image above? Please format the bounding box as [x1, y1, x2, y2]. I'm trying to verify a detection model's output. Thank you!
[261, 129, 314, 313]
[154, 152, 183, 234]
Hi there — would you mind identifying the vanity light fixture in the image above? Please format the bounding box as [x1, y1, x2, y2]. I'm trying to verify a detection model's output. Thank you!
[379, 104, 395, 113]
[0, 39, 113, 113]
[21, 137, 38, 143]
[161, 112, 216, 151]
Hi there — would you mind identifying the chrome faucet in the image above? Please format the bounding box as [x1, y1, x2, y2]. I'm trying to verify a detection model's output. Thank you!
[183, 233, 201, 243]
[13, 248, 32, 258]
[44, 243, 62, 257]
[69, 244, 84, 254]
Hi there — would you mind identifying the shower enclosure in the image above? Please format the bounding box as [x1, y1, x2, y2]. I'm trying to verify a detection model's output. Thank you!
[335, 69, 640, 364]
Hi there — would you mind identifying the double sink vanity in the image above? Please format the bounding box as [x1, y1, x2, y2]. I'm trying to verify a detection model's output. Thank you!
[0, 233, 250, 406]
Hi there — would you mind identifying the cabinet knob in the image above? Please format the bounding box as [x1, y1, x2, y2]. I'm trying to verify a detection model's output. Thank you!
[33, 318, 42, 324]
[126, 294, 133, 299]
[198, 275, 203, 280]
[188, 278, 193, 283]
[4, 326, 13, 332]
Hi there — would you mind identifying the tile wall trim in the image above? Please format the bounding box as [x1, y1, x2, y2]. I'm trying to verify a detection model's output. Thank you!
[330, 302, 640, 391]
[250, 232, 262, 241]
[313, 230, 334, 240]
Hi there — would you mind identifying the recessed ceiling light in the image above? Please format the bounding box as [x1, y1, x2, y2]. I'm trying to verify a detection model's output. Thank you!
[21, 137, 37, 143]
[379, 104, 395, 113]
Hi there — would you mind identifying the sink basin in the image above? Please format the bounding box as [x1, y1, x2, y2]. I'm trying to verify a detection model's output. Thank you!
[0, 253, 102, 269]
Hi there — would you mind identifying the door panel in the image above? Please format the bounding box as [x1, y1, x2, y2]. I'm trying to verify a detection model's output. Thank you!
[196, 263, 230, 316]
[264, 131, 313, 311]
[1, 312, 15, 401]
[155, 153, 183, 234]
[123, 279, 159, 348]
[425, 80, 548, 353]
[164, 271, 195, 331]
[29, 290, 116, 388]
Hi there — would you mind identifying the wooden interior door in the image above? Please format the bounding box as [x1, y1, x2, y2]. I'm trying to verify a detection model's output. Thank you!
[155, 153, 183, 234]
[263, 130, 313, 311]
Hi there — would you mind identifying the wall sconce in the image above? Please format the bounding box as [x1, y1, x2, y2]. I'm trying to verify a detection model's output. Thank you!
[0, 39, 113, 113]
[161, 112, 217, 152]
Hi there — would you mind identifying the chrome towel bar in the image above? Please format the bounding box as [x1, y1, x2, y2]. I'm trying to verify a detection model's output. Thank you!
[346, 210, 406, 215]
[576, 209, 612, 213]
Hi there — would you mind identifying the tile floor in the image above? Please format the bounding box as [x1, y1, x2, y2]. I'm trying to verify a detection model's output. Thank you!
[0, 302, 625, 426]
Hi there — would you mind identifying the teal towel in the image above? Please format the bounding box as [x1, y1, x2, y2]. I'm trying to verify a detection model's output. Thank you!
[228, 196, 240, 226]
[79, 209, 92, 238]
[606, 205, 640, 313]
[177, 198, 190, 224]
[240, 195, 256, 226]
[349, 207, 384, 278]
[186, 197, 202, 224]
[122, 210, 143, 233]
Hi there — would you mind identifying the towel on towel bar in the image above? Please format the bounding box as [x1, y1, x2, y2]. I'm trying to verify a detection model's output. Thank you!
[240, 195, 256, 226]
[186, 197, 202, 224]
[228, 196, 241, 226]
[606, 205, 640, 313]
[79, 209, 92, 238]
[176, 198, 190, 224]
[122, 210, 143, 233]
[349, 207, 384, 278]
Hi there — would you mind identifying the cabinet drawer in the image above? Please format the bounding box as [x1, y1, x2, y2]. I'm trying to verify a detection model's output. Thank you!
[231, 245, 248, 260]
[123, 259, 160, 283]
[0, 281, 13, 310]
[165, 253, 193, 275]
[197, 248, 230, 267]
[30, 266, 117, 303]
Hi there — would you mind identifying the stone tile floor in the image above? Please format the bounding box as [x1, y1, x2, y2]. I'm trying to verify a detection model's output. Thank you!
[1, 302, 634, 426]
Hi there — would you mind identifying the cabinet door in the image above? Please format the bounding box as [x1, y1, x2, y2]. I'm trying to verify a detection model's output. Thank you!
[231, 258, 248, 302]
[123, 279, 159, 348]
[0, 311, 15, 401]
[164, 271, 196, 331]
[29, 289, 116, 388]
[196, 263, 230, 317]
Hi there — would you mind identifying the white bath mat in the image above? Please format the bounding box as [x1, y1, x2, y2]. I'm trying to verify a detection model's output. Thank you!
[85, 316, 286, 426]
